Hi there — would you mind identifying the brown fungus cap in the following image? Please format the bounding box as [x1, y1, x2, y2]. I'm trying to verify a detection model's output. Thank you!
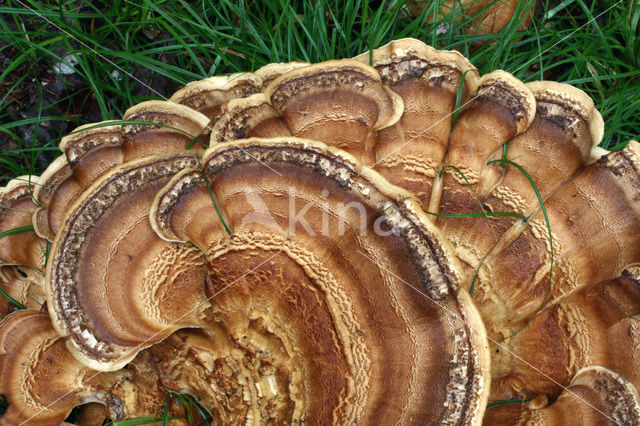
[0, 265, 45, 316]
[254, 61, 310, 87]
[33, 156, 83, 241]
[169, 73, 262, 120]
[460, 0, 534, 37]
[34, 102, 209, 243]
[353, 38, 479, 210]
[0, 310, 90, 425]
[435, 80, 604, 282]
[474, 141, 640, 338]
[121, 100, 210, 156]
[431, 70, 535, 218]
[484, 366, 640, 425]
[410, 1, 535, 40]
[0, 177, 46, 270]
[490, 266, 640, 402]
[0, 311, 187, 425]
[59, 121, 123, 188]
[149, 136, 490, 424]
[46, 151, 208, 371]
[209, 93, 291, 144]
[264, 59, 403, 162]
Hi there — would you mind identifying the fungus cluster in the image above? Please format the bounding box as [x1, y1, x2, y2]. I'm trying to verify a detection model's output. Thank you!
[0, 38, 639, 425]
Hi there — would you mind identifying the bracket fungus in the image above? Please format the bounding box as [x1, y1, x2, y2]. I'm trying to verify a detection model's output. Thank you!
[0, 38, 639, 425]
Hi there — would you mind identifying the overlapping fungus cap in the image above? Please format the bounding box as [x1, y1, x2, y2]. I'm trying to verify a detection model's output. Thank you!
[45, 131, 490, 423]
[1, 37, 639, 425]
[0, 310, 89, 425]
[352, 38, 479, 208]
[149, 136, 490, 424]
[253, 61, 310, 87]
[435, 80, 604, 281]
[0, 265, 45, 316]
[33, 101, 210, 244]
[168, 73, 262, 120]
[484, 366, 640, 425]
[490, 266, 640, 402]
[0, 311, 185, 425]
[0, 177, 46, 270]
[264, 59, 404, 160]
[46, 151, 207, 371]
[473, 141, 640, 338]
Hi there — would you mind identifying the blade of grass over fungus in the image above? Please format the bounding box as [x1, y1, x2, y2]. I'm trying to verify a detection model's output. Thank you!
[487, 398, 530, 409]
[450, 69, 473, 130]
[438, 164, 500, 242]
[0, 225, 34, 240]
[489, 159, 554, 338]
[0, 287, 26, 310]
[201, 170, 232, 236]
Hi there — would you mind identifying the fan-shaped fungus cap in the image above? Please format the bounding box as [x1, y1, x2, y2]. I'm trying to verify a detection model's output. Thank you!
[0, 177, 46, 270]
[353, 38, 479, 208]
[169, 73, 262, 120]
[484, 366, 640, 425]
[209, 93, 291, 144]
[264, 59, 403, 161]
[59, 121, 123, 188]
[46, 152, 207, 371]
[32, 156, 83, 241]
[46, 133, 490, 422]
[0, 310, 90, 425]
[149, 137, 490, 424]
[490, 266, 640, 402]
[0, 311, 185, 425]
[435, 80, 604, 282]
[253, 61, 310, 87]
[475, 141, 640, 338]
[34, 102, 209, 243]
[431, 69, 535, 237]
[122, 100, 210, 156]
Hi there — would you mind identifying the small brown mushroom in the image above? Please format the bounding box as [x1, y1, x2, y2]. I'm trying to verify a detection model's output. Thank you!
[410, 1, 535, 40]
[460, 0, 535, 37]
